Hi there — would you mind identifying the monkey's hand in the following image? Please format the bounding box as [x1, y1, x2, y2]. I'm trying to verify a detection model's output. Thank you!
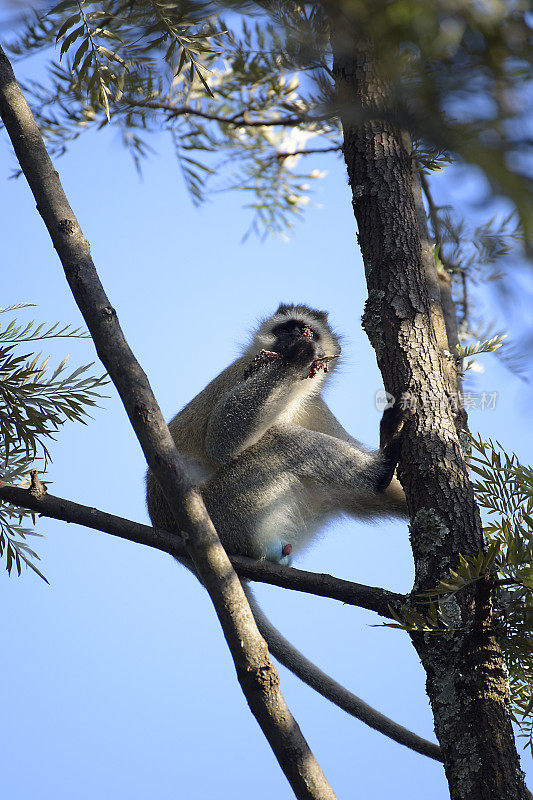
[243, 349, 282, 379]
[304, 354, 339, 379]
[376, 403, 408, 492]
[283, 338, 326, 378]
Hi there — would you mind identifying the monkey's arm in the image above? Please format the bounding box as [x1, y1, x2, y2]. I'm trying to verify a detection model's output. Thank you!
[205, 339, 321, 465]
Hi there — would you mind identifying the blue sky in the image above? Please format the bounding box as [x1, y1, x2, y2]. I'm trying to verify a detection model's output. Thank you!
[1, 48, 532, 800]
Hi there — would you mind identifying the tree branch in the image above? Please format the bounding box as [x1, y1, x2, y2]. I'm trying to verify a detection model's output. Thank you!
[0, 477, 443, 761]
[419, 170, 461, 276]
[137, 99, 331, 128]
[418, 168, 464, 408]
[275, 144, 342, 160]
[0, 479, 404, 618]
[0, 45, 337, 800]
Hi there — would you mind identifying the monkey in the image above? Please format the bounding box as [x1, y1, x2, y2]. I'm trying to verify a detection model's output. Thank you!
[146, 303, 441, 761]
[147, 302, 407, 563]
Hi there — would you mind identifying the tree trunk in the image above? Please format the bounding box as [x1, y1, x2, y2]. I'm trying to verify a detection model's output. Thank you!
[330, 31, 528, 800]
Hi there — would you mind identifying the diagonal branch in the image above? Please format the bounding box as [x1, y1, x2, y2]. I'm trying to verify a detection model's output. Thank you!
[419, 170, 468, 333]
[0, 44, 337, 800]
[0, 478, 405, 618]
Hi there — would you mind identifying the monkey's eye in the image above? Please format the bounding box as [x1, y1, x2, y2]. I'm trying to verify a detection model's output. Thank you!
[271, 319, 320, 341]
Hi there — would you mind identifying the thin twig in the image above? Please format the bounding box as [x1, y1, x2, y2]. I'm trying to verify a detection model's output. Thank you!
[419, 170, 457, 274]
[420, 168, 468, 336]
[275, 144, 342, 160]
[137, 99, 332, 127]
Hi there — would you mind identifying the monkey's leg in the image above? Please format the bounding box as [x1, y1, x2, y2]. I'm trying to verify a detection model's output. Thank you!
[270, 423, 402, 504]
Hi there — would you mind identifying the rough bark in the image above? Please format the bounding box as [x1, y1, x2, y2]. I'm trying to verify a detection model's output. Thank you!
[330, 31, 528, 800]
[0, 44, 337, 800]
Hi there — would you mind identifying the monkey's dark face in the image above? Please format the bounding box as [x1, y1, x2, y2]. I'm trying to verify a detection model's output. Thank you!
[270, 318, 325, 357]
[250, 305, 342, 371]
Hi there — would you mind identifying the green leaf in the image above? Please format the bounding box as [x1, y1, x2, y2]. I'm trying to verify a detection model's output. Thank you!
[55, 13, 81, 43]
[72, 37, 90, 73]
[59, 25, 86, 59]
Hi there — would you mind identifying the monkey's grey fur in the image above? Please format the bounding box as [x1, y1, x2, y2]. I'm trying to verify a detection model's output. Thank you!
[146, 304, 441, 761]
[147, 303, 406, 562]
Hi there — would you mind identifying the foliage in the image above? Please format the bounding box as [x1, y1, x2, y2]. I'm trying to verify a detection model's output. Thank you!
[469, 436, 533, 755]
[0, 305, 107, 580]
[385, 599, 445, 633]
[383, 435, 533, 751]
[6, 2, 339, 236]
[427, 198, 529, 378]
[4, 0, 531, 364]
[0, 444, 49, 581]
[455, 333, 506, 375]
[4, 0, 532, 241]
[407, 436, 533, 754]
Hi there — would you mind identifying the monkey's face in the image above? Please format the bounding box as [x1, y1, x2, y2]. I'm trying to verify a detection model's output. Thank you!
[253, 304, 342, 366]
[270, 318, 326, 358]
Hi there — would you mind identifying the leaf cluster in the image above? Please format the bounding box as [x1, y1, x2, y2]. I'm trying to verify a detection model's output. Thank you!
[0, 445, 49, 582]
[455, 333, 506, 375]
[7, 0, 531, 240]
[0, 307, 108, 580]
[6, 2, 339, 235]
[385, 599, 446, 634]
[469, 436, 533, 753]
[429, 436, 533, 753]
[420, 544, 501, 599]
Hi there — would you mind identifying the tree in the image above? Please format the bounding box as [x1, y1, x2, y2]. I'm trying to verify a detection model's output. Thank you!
[1, 2, 532, 798]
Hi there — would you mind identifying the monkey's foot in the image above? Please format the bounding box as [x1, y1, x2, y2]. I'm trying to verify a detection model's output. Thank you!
[304, 354, 339, 379]
[379, 402, 408, 449]
[376, 402, 409, 492]
[243, 349, 281, 379]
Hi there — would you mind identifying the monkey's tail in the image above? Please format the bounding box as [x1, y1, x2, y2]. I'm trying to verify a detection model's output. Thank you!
[242, 583, 442, 763]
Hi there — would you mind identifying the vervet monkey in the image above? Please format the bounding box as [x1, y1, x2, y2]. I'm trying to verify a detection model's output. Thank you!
[147, 302, 407, 561]
[146, 303, 440, 760]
